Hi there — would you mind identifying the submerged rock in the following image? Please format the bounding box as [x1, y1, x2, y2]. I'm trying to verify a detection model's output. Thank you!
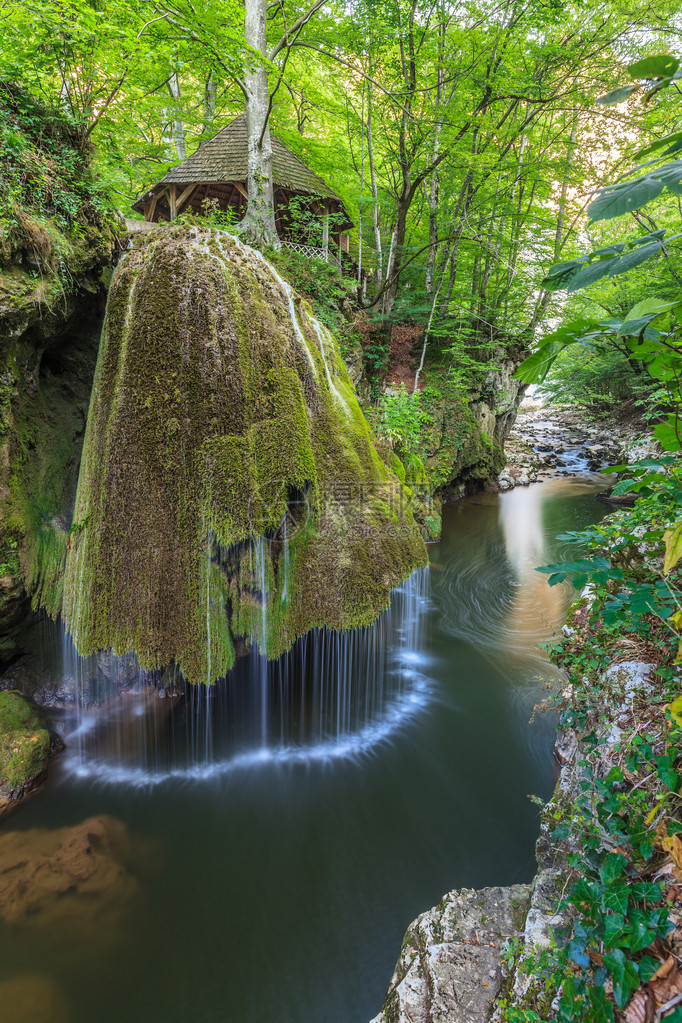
[0, 815, 137, 927]
[62, 227, 426, 684]
[0, 975, 70, 1023]
[0, 690, 50, 816]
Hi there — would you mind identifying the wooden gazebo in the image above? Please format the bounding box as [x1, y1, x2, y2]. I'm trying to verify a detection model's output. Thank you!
[132, 114, 353, 261]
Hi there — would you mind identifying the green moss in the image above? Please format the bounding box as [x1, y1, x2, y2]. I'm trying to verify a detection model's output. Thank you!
[0, 691, 49, 790]
[63, 227, 427, 684]
[420, 367, 506, 492]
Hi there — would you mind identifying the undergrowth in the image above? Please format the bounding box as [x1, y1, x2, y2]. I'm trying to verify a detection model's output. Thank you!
[503, 467, 682, 1023]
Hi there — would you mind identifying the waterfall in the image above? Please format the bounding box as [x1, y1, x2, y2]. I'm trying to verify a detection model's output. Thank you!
[54, 568, 432, 786]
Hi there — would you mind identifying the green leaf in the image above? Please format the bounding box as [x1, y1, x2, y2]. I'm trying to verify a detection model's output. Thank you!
[654, 419, 682, 452]
[599, 853, 627, 886]
[639, 955, 663, 982]
[603, 912, 631, 949]
[566, 257, 620, 292]
[633, 131, 682, 160]
[627, 908, 658, 953]
[514, 320, 598, 384]
[596, 85, 639, 105]
[659, 161, 682, 194]
[514, 340, 566, 384]
[617, 309, 664, 336]
[630, 882, 663, 902]
[609, 241, 663, 277]
[588, 176, 664, 222]
[603, 948, 640, 1009]
[602, 886, 629, 915]
[593, 242, 626, 256]
[628, 229, 666, 246]
[586, 984, 616, 1023]
[624, 298, 676, 320]
[628, 54, 680, 79]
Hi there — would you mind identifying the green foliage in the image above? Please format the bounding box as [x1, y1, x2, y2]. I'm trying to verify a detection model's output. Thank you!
[373, 385, 427, 454]
[518, 60, 682, 434]
[267, 247, 356, 332]
[0, 539, 19, 578]
[537, 342, 648, 414]
[176, 197, 239, 231]
[0, 81, 116, 247]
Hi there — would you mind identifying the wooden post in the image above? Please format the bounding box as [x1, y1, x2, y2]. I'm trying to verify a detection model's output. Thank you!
[169, 184, 177, 220]
[143, 194, 158, 222]
[322, 207, 329, 259]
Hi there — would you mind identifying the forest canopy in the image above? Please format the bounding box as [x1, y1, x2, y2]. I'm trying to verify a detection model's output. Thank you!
[1, 0, 680, 353]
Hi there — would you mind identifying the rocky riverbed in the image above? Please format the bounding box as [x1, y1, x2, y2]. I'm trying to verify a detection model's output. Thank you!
[498, 403, 659, 491]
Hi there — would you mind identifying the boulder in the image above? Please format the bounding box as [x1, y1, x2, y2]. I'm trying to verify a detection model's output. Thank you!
[369, 885, 530, 1023]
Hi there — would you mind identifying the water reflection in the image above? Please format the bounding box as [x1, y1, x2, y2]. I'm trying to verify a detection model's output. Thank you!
[432, 475, 611, 680]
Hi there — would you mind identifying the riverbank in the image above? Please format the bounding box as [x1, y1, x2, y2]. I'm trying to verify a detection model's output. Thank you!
[370, 413, 682, 1023]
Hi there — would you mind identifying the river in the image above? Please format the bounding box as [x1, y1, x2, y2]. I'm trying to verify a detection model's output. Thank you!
[0, 471, 608, 1023]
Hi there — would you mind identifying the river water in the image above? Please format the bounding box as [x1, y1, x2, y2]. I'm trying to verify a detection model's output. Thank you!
[0, 472, 608, 1023]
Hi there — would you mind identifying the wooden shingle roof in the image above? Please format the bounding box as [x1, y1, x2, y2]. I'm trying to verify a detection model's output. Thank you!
[147, 114, 344, 202]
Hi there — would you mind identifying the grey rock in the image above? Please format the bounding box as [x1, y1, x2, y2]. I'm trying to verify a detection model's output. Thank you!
[369, 885, 530, 1023]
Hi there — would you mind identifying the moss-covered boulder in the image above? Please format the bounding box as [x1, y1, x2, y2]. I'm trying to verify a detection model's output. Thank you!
[0, 690, 49, 814]
[63, 226, 427, 684]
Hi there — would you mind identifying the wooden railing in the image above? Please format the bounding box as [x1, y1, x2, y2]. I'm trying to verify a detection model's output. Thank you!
[281, 240, 342, 271]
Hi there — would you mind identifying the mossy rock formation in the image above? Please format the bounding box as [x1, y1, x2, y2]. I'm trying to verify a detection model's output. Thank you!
[0, 690, 49, 814]
[62, 226, 427, 684]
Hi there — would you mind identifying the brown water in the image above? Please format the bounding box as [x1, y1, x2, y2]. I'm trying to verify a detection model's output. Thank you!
[0, 472, 608, 1023]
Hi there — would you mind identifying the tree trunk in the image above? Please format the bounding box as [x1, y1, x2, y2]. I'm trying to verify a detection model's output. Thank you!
[425, 20, 445, 296]
[366, 53, 383, 290]
[241, 0, 279, 249]
[203, 70, 217, 137]
[167, 72, 187, 161]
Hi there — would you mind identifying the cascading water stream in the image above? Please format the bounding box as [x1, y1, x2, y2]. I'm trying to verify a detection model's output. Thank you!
[53, 568, 432, 786]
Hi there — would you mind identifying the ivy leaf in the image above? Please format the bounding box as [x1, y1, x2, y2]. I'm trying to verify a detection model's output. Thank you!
[603, 885, 629, 915]
[627, 908, 658, 953]
[599, 853, 627, 886]
[603, 948, 640, 1009]
[639, 955, 664, 982]
[630, 882, 663, 901]
[587, 984, 616, 1022]
[603, 912, 631, 949]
